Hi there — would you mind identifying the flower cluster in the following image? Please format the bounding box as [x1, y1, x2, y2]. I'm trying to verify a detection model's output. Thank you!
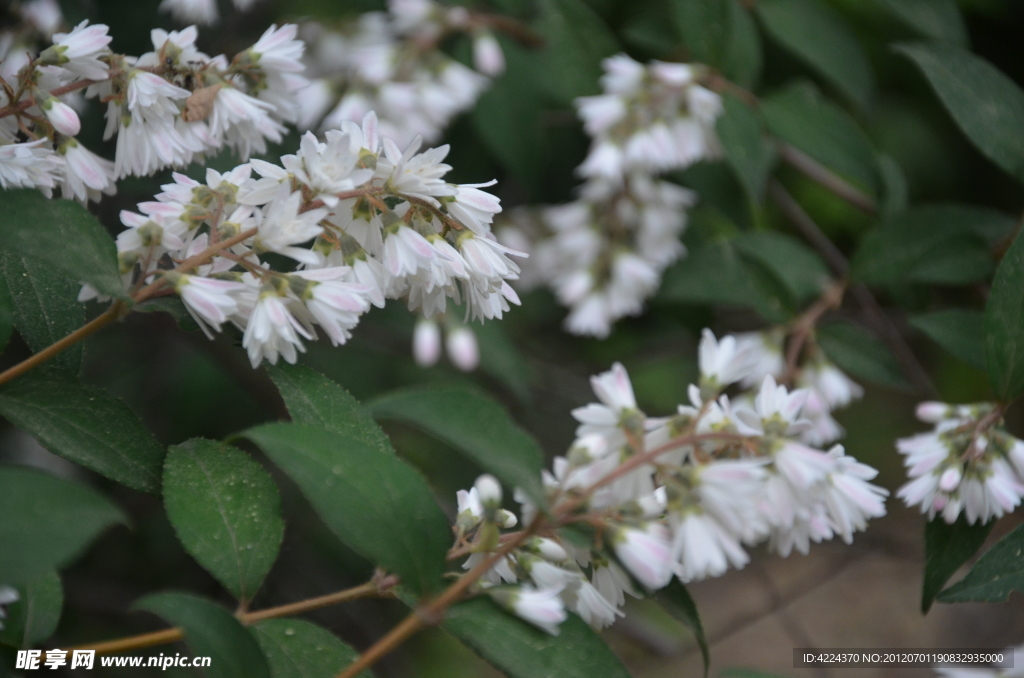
[85, 111, 523, 368]
[294, 0, 505, 147]
[454, 329, 886, 634]
[159, 0, 260, 26]
[897, 402, 1024, 525]
[498, 55, 723, 337]
[0, 16, 307, 203]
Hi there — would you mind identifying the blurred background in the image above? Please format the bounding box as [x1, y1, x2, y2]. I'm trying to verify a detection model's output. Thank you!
[2, 0, 1024, 675]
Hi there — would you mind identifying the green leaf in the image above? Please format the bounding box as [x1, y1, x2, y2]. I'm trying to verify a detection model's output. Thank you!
[0, 373, 165, 493]
[0, 190, 128, 301]
[243, 423, 451, 596]
[910, 310, 985, 370]
[0, 571, 63, 648]
[0, 274, 13, 355]
[135, 593, 270, 678]
[163, 439, 284, 603]
[896, 42, 1024, 184]
[716, 94, 776, 203]
[475, 321, 535, 403]
[653, 580, 709, 676]
[722, 0, 763, 89]
[0, 254, 84, 374]
[368, 385, 547, 508]
[672, 0, 730, 65]
[535, 0, 619, 106]
[761, 81, 878, 194]
[880, 0, 967, 46]
[266, 363, 394, 459]
[442, 596, 632, 678]
[817, 320, 908, 389]
[755, 0, 874, 111]
[252, 619, 373, 678]
[937, 523, 1024, 603]
[985, 231, 1024, 400]
[0, 466, 125, 586]
[921, 517, 994, 613]
[877, 154, 908, 221]
[734, 233, 829, 309]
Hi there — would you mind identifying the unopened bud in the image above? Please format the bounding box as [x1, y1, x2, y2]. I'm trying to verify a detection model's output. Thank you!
[497, 509, 518, 529]
[526, 537, 568, 563]
[473, 32, 505, 76]
[40, 94, 81, 136]
[916, 402, 949, 424]
[474, 474, 502, 509]
[938, 466, 962, 492]
[446, 325, 479, 371]
[413, 319, 441, 367]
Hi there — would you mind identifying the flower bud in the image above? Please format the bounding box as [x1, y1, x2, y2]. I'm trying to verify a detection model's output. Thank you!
[497, 509, 518, 529]
[526, 537, 568, 563]
[40, 94, 81, 136]
[472, 32, 505, 76]
[612, 523, 673, 590]
[474, 474, 502, 509]
[488, 585, 566, 635]
[916, 402, 949, 424]
[445, 325, 479, 372]
[413, 319, 441, 367]
[938, 466, 963, 493]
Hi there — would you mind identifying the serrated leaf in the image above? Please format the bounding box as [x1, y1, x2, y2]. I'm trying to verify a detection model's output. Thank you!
[937, 523, 1024, 603]
[243, 423, 450, 596]
[717, 94, 776, 203]
[0, 190, 127, 301]
[756, 0, 874, 111]
[880, 0, 967, 46]
[734, 232, 829, 308]
[722, 0, 763, 88]
[654, 580, 709, 676]
[910, 310, 985, 370]
[535, 0, 619, 106]
[266, 363, 394, 458]
[672, 0, 730, 65]
[0, 254, 84, 374]
[817, 320, 908, 389]
[368, 385, 547, 508]
[0, 373, 165, 493]
[985, 231, 1024, 400]
[896, 42, 1024, 184]
[253, 619, 373, 678]
[0, 571, 63, 648]
[135, 593, 270, 678]
[163, 439, 284, 603]
[0, 466, 125, 586]
[922, 517, 994, 613]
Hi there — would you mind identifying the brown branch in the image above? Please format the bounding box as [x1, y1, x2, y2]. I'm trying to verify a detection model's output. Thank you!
[0, 78, 98, 119]
[777, 144, 877, 215]
[781, 282, 846, 386]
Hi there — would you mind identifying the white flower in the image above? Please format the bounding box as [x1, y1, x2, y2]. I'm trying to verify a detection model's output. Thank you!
[39, 94, 81, 136]
[380, 137, 455, 203]
[22, 0, 64, 37]
[572, 579, 622, 629]
[0, 586, 18, 630]
[670, 510, 749, 582]
[446, 325, 479, 372]
[472, 32, 505, 76]
[800, 358, 863, 409]
[159, 0, 219, 25]
[734, 375, 811, 438]
[474, 474, 502, 508]
[250, 24, 305, 74]
[382, 224, 437, 292]
[255, 189, 329, 264]
[241, 285, 314, 367]
[698, 329, 755, 391]
[612, 523, 674, 590]
[42, 21, 111, 80]
[591, 561, 638, 609]
[210, 86, 285, 159]
[413, 318, 442, 366]
[291, 268, 372, 346]
[59, 138, 115, 204]
[283, 131, 373, 207]
[173, 274, 246, 338]
[0, 141, 63, 195]
[491, 585, 567, 635]
[572, 362, 643, 448]
[450, 183, 502, 235]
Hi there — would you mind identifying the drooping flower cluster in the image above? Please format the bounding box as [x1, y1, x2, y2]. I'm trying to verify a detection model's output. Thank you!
[498, 55, 724, 337]
[454, 329, 886, 634]
[0, 17, 307, 202]
[293, 0, 506, 146]
[897, 402, 1024, 525]
[82, 111, 522, 368]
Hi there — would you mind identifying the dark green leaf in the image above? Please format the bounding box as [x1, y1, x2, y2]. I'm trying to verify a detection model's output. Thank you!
[910, 310, 985, 370]
[877, 154, 908, 220]
[163, 439, 284, 603]
[672, 0, 730, 65]
[817, 320, 908, 389]
[266, 363, 394, 458]
[938, 523, 1024, 603]
[368, 385, 546, 508]
[0, 274, 13, 355]
[761, 81, 878, 194]
[0, 373, 165, 493]
[243, 423, 450, 596]
[985, 231, 1024, 400]
[0, 254, 84, 374]
[880, 0, 967, 46]
[535, 0, 619, 106]
[620, 0, 679, 57]
[716, 94, 776, 203]
[0, 190, 127, 301]
[896, 42, 1024, 184]
[135, 593, 270, 678]
[135, 296, 201, 333]
[654, 580, 709, 676]
[252, 619, 372, 678]
[734, 232, 829, 308]
[922, 517, 994, 613]
[475, 321, 535, 403]
[722, 0, 763, 88]
[0, 571, 63, 648]
[756, 0, 874, 110]
[0, 466, 125, 586]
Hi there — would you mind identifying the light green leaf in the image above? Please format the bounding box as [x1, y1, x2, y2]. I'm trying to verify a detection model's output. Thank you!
[0, 254, 84, 374]
[266, 363, 394, 458]
[0, 571, 63, 648]
[896, 42, 1024, 184]
[723, 0, 763, 88]
[0, 373, 165, 493]
[672, 0, 730, 65]
[0, 190, 128, 301]
[817, 320, 908, 389]
[716, 94, 776, 203]
[243, 423, 450, 596]
[654, 580, 709, 676]
[985, 231, 1024, 400]
[938, 523, 1024, 603]
[756, 0, 874, 110]
[880, 0, 967, 46]
[368, 385, 546, 508]
[252, 619, 373, 678]
[922, 517, 993, 613]
[0, 466, 125, 586]
[535, 0, 619, 106]
[734, 232, 830, 308]
[135, 593, 270, 678]
[163, 439, 284, 603]
[909, 310, 985, 370]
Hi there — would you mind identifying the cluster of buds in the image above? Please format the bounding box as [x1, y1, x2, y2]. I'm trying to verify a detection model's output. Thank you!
[413, 317, 480, 372]
[454, 330, 886, 634]
[294, 0, 507, 147]
[499, 55, 724, 338]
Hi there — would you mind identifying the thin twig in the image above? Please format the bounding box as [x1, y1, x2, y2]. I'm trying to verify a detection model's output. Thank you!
[777, 144, 877, 215]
